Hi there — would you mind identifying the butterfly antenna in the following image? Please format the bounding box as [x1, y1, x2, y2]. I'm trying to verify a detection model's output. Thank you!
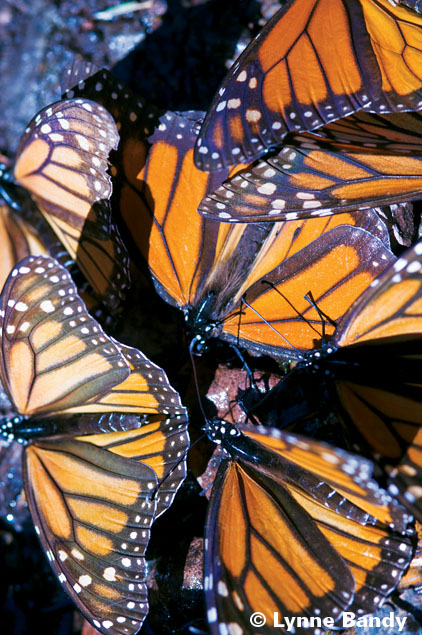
[241, 294, 304, 359]
[231, 344, 259, 390]
[188, 341, 211, 425]
[261, 280, 323, 337]
[210, 305, 258, 389]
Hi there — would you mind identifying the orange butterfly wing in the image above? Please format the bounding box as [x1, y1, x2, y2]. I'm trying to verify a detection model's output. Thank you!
[195, 0, 422, 170]
[216, 225, 395, 359]
[198, 111, 422, 224]
[330, 241, 422, 517]
[24, 412, 189, 635]
[14, 99, 130, 314]
[204, 421, 413, 633]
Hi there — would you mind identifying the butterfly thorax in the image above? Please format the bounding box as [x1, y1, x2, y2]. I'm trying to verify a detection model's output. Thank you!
[0, 413, 77, 443]
[187, 293, 221, 354]
[299, 344, 341, 373]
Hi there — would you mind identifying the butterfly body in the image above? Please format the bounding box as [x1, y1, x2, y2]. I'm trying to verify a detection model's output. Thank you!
[186, 293, 221, 354]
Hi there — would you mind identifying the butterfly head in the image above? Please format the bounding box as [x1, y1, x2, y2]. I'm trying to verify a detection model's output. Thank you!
[203, 418, 241, 445]
[0, 414, 26, 443]
[300, 344, 339, 371]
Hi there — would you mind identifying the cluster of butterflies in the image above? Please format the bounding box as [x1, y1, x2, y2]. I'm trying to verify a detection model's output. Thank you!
[1, 0, 422, 633]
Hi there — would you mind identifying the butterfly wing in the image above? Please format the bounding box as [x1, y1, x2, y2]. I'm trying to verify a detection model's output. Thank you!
[239, 424, 414, 604]
[334, 241, 422, 346]
[195, 0, 422, 169]
[23, 434, 159, 635]
[204, 424, 413, 633]
[14, 99, 130, 314]
[0, 255, 131, 416]
[0, 254, 188, 423]
[89, 340, 186, 416]
[218, 225, 395, 359]
[329, 241, 422, 517]
[205, 458, 355, 634]
[198, 133, 422, 223]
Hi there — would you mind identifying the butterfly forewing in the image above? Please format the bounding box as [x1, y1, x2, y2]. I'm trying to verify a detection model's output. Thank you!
[59, 66, 238, 308]
[335, 241, 422, 346]
[219, 226, 395, 359]
[0, 255, 129, 416]
[14, 98, 130, 313]
[194, 0, 422, 170]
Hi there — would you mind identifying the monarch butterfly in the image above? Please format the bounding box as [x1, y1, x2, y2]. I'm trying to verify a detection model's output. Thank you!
[13, 98, 130, 315]
[203, 418, 414, 634]
[120, 112, 399, 360]
[0, 254, 189, 635]
[194, 0, 422, 170]
[245, 240, 422, 522]
[57, 67, 399, 360]
[198, 109, 422, 224]
[57, 67, 400, 357]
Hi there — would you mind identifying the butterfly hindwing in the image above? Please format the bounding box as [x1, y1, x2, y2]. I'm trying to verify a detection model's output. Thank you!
[24, 435, 158, 635]
[198, 135, 422, 223]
